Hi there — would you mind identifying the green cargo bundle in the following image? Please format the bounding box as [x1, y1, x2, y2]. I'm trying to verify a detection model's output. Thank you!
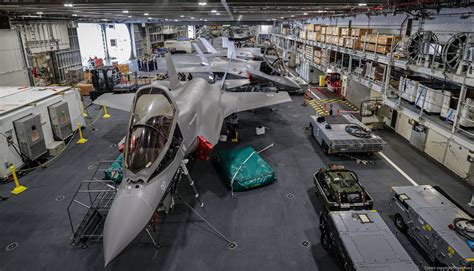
[105, 154, 124, 183]
[216, 146, 276, 192]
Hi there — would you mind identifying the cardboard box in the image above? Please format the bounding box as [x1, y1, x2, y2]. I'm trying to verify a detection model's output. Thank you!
[314, 25, 323, 32]
[314, 56, 321, 65]
[317, 33, 325, 43]
[321, 26, 327, 35]
[76, 83, 93, 96]
[84, 72, 92, 82]
[118, 64, 129, 73]
[338, 37, 344, 47]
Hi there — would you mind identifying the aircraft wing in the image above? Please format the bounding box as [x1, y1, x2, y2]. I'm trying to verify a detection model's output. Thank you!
[175, 65, 227, 74]
[221, 91, 292, 117]
[93, 93, 135, 112]
[218, 79, 250, 90]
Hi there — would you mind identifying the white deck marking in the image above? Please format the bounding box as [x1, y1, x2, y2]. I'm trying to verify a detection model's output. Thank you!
[379, 152, 419, 186]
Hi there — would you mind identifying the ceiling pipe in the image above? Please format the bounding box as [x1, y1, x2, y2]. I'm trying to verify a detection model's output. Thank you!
[220, 0, 234, 20]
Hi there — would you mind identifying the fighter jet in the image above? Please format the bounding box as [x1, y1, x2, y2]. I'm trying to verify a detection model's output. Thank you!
[93, 53, 292, 265]
[178, 39, 306, 92]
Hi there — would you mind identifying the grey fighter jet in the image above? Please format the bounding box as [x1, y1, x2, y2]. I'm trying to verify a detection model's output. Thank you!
[179, 39, 306, 92]
[93, 53, 292, 265]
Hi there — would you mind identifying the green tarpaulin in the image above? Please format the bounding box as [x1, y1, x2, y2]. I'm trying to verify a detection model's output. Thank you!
[216, 146, 276, 192]
[105, 154, 123, 183]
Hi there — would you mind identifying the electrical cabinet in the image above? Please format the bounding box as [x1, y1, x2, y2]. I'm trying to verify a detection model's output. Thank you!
[13, 114, 47, 161]
[395, 112, 412, 141]
[409, 124, 427, 151]
[424, 129, 448, 164]
[48, 101, 72, 140]
[443, 140, 474, 183]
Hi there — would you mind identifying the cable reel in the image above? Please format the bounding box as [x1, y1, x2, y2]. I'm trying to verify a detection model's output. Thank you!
[442, 32, 471, 72]
[406, 31, 438, 63]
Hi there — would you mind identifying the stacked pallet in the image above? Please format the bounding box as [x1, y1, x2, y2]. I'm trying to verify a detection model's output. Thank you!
[364, 34, 401, 54]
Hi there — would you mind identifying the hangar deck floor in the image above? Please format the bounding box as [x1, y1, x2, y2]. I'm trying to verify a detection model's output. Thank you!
[0, 94, 472, 271]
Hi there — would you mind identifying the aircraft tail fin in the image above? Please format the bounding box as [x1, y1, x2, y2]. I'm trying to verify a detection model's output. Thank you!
[222, 37, 230, 48]
[199, 37, 218, 53]
[227, 41, 236, 60]
[165, 53, 179, 90]
[193, 43, 210, 65]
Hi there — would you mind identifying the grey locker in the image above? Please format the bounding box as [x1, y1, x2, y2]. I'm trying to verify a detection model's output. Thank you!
[13, 114, 47, 160]
[48, 101, 72, 140]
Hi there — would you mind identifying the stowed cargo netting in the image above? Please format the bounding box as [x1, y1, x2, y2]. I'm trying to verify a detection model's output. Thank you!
[216, 146, 276, 192]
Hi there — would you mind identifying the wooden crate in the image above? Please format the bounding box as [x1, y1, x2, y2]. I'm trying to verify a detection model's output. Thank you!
[341, 27, 351, 36]
[305, 24, 315, 31]
[367, 34, 401, 46]
[338, 37, 344, 47]
[307, 31, 316, 41]
[344, 38, 360, 50]
[314, 56, 321, 65]
[314, 25, 323, 32]
[299, 30, 307, 39]
[317, 33, 325, 43]
[321, 26, 327, 35]
[314, 49, 322, 58]
[351, 28, 372, 37]
[365, 43, 392, 54]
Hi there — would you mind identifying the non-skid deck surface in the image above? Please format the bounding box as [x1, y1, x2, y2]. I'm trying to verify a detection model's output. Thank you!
[0, 95, 471, 271]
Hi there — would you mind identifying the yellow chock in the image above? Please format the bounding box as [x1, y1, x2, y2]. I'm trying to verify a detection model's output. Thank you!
[76, 122, 88, 144]
[10, 165, 27, 195]
[231, 132, 239, 143]
[102, 104, 111, 119]
[81, 101, 88, 117]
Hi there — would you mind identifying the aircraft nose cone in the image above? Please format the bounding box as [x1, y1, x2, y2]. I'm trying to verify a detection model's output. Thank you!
[103, 190, 154, 266]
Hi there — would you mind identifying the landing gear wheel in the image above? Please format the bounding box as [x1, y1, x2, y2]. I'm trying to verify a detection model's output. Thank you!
[394, 214, 408, 233]
[320, 233, 330, 251]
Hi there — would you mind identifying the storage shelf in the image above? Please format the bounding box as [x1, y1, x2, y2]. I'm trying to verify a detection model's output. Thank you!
[271, 33, 474, 88]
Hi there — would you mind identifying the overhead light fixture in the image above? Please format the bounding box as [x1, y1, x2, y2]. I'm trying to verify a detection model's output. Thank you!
[303, 12, 308, 15]
[280, 16, 284, 19]
[180, 15, 184, 17]
[200, 18, 203, 20]
[175, 19, 179, 21]
[64, 3, 74, 7]
[216, 12, 220, 15]
[191, 17, 195, 19]
[165, 18, 168, 21]
[317, 10, 324, 13]
[211, 9, 217, 13]
[101, 18, 108, 21]
[238, 15, 243, 21]
[358, 3, 367, 6]
[272, 18, 276, 20]
[72, 14, 78, 17]
[148, 17, 152, 20]
[144, 13, 149, 16]
[36, 11, 43, 15]
[128, 15, 131, 18]
[198, 2, 207, 6]
[204, 19, 208, 21]
[122, 10, 129, 14]
[291, 15, 295, 17]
